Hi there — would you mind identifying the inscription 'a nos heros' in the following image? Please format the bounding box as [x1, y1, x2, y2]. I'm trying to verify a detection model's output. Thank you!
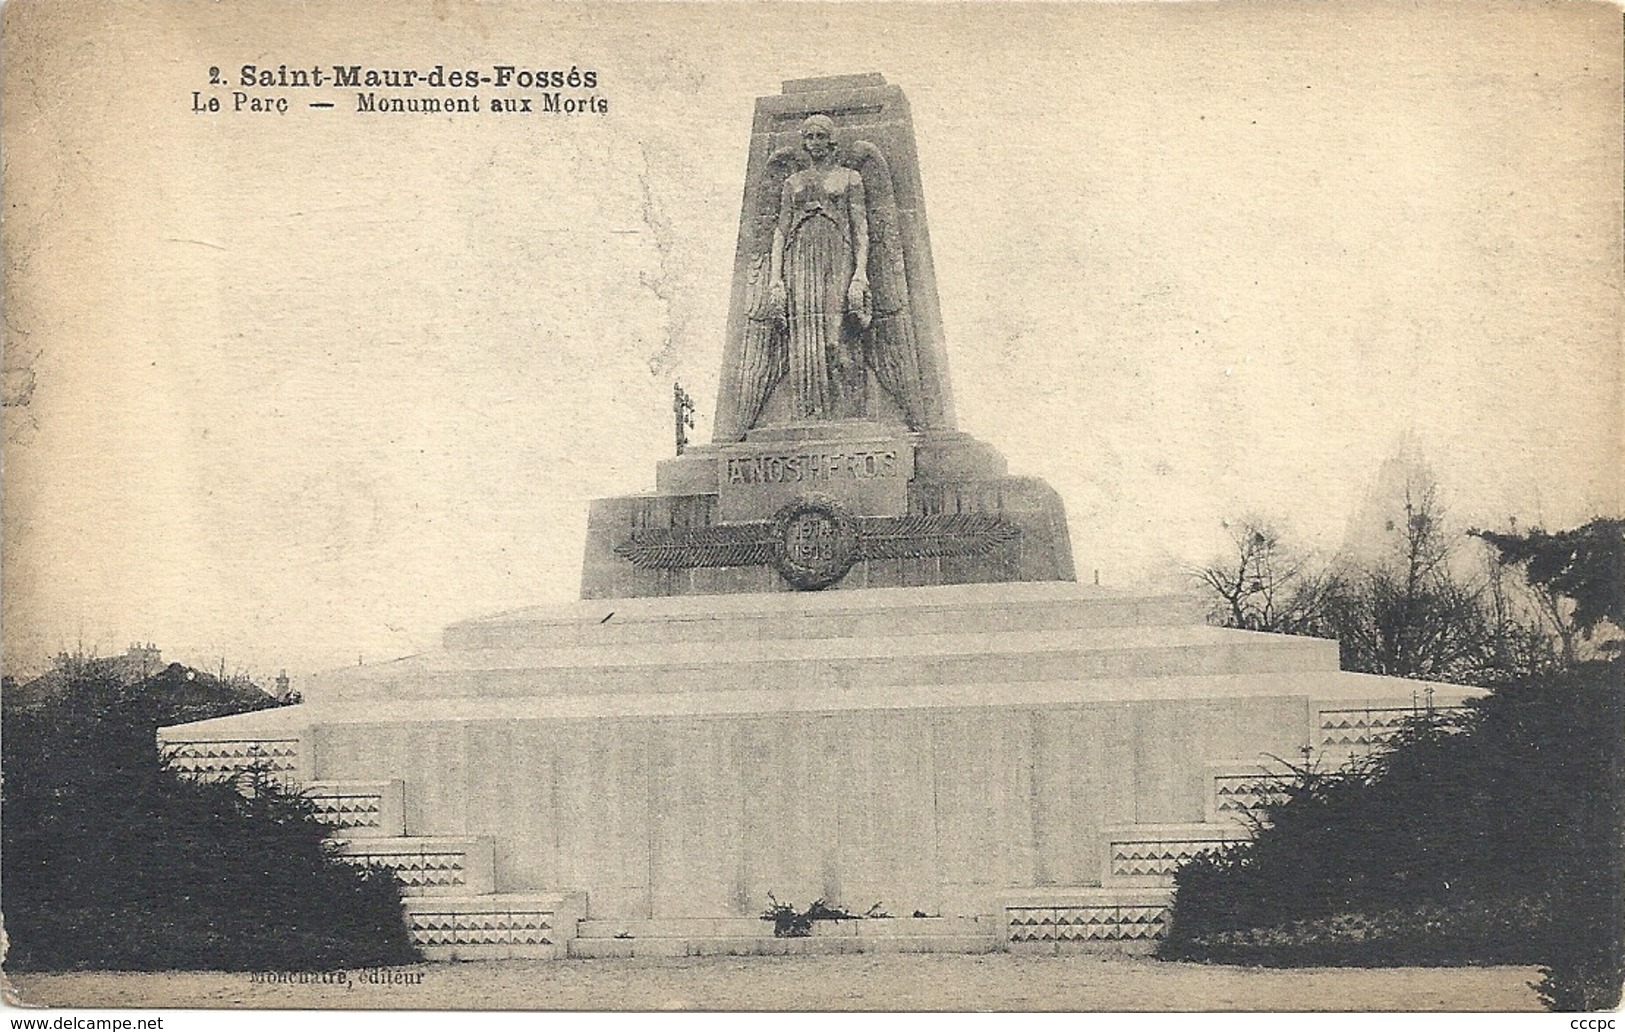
[726, 450, 899, 485]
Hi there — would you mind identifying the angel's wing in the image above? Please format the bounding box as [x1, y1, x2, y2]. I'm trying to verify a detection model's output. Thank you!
[727, 147, 808, 438]
[751, 146, 809, 253]
[844, 141, 929, 430]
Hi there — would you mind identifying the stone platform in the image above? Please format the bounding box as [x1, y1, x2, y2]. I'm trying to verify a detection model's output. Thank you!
[583, 424, 1074, 599]
[158, 581, 1480, 956]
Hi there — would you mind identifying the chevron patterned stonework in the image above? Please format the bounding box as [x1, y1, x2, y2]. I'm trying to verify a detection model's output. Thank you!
[359, 851, 467, 892]
[302, 780, 405, 837]
[1005, 903, 1170, 944]
[312, 791, 383, 829]
[1317, 704, 1470, 756]
[162, 737, 303, 785]
[402, 893, 587, 960]
[408, 908, 556, 947]
[1209, 771, 1286, 820]
[1108, 833, 1241, 880]
[333, 837, 495, 895]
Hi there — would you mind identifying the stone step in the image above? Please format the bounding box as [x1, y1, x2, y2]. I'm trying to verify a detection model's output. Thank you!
[1000, 888, 1173, 950]
[578, 918, 767, 939]
[332, 836, 494, 895]
[566, 933, 999, 959]
[1315, 701, 1473, 756]
[158, 733, 308, 786]
[153, 671, 1483, 755]
[404, 891, 586, 960]
[445, 583, 1198, 652]
[576, 915, 993, 939]
[317, 625, 1337, 700]
[302, 780, 404, 837]
[1101, 822, 1249, 885]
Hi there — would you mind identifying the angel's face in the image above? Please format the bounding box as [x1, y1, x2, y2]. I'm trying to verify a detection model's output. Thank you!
[801, 125, 833, 160]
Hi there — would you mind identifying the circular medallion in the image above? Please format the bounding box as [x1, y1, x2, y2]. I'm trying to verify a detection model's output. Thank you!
[771, 497, 858, 590]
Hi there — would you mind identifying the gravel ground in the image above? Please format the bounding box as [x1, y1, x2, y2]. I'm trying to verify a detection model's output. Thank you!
[4, 955, 1543, 1012]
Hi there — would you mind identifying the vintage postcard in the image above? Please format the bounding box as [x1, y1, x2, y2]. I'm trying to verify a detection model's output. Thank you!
[2, 0, 1621, 1021]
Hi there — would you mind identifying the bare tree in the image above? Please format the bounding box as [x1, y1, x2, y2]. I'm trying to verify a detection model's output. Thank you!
[1323, 484, 1500, 684]
[1196, 519, 1337, 636]
[1480, 543, 1562, 679]
[1198, 483, 1587, 686]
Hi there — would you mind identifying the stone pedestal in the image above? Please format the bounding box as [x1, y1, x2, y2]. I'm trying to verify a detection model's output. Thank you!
[584, 424, 1072, 599]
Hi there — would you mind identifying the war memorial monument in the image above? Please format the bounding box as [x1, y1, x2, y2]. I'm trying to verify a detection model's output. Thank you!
[158, 75, 1477, 959]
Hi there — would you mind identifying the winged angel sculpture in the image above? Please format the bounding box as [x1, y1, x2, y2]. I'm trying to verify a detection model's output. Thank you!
[729, 114, 936, 434]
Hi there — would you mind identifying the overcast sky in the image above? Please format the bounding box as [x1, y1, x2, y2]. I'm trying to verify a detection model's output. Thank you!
[4, 1, 1620, 681]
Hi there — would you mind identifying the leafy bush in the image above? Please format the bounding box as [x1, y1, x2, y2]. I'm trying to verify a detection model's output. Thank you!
[1161, 657, 1623, 1010]
[2, 669, 420, 971]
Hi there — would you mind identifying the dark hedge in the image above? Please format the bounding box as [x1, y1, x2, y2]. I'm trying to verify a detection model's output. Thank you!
[1160, 657, 1624, 1011]
[2, 670, 420, 971]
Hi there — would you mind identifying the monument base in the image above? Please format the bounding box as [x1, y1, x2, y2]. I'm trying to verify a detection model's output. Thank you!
[584, 426, 1074, 599]
[158, 581, 1480, 956]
